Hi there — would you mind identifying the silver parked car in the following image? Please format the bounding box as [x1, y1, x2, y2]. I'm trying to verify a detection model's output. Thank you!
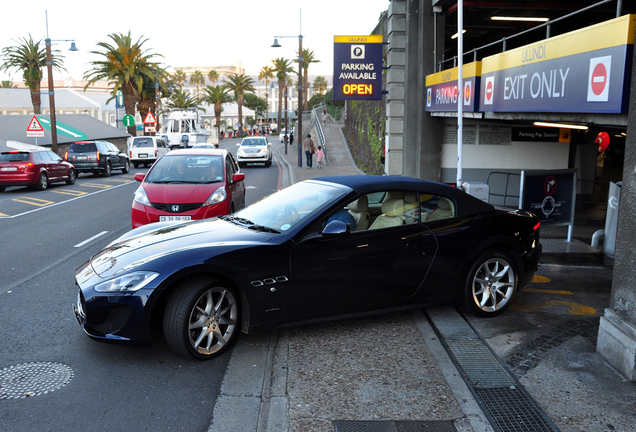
[236, 137, 272, 167]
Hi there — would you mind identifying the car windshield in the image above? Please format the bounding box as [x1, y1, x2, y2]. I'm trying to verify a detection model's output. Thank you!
[0, 152, 29, 162]
[241, 138, 266, 147]
[233, 181, 348, 232]
[144, 154, 224, 184]
[132, 138, 153, 148]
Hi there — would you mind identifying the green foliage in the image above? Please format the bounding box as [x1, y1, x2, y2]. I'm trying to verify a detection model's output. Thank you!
[243, 93, 268, 117]
[307, 93, 325, 110]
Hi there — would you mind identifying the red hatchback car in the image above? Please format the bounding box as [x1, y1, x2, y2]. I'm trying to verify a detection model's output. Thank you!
[0, 149, 76, 192]
[131, 149, 246, 228]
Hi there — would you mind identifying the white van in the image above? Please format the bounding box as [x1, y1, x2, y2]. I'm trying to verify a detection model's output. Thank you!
[128, 136, 170, 168]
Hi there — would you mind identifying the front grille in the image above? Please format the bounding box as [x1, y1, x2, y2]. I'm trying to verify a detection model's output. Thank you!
[151, 203, 202, 213]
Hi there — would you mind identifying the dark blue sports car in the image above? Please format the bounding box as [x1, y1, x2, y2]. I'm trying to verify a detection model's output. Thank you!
[73, 175, 542, 359]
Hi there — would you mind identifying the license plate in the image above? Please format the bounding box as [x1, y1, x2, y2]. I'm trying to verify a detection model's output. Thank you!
[1, 166, 17, 171]
[159, 215, 192, 222]
[247, 153, 258, 157]
[139, 154, 148, 158]
[76, 156, 87, 160]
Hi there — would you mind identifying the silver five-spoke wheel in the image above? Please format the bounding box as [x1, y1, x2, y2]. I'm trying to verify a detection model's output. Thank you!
[463, 251, 517, 317]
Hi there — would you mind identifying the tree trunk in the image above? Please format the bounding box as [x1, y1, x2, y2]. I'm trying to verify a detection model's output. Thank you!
[238, 92, 243, 138]
[31, 84, 41, 114]
[304, 69, 309, 111]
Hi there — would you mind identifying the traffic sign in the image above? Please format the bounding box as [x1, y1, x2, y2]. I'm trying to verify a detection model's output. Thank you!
[27, 116, 45, 138]
[122, 115, 135, 127]
[144, 111, 157, 124]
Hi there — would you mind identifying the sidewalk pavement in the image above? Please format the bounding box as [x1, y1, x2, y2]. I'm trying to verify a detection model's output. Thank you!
[210, 122, 636, 432]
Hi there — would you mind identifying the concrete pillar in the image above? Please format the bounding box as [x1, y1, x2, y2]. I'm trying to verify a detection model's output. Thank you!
[402, 0, 443, 181]
[385, 0, 406, 175]
[596, 34, 636, 381]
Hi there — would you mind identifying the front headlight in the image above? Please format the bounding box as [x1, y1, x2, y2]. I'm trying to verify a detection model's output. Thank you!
[237, 149, 246, 155]
[259, 148, 268, 154]
[203, 186, 227, 206]
[134, 186, 151, 206]
[94, 271, 159, 293]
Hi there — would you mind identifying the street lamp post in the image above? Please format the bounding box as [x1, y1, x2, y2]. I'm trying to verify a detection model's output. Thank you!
[44, 11, 77, 154]
[272, 9, 303, 167]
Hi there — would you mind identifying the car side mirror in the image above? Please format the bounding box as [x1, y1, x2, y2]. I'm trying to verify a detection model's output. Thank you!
[236, 143, 241, 147]
[322, 220, 350, 236]
[134, 173, 145, 182]
[233, 173, 245, 183]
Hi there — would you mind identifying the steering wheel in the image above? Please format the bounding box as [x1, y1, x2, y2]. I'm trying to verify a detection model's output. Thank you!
[283, 204, 300, 223]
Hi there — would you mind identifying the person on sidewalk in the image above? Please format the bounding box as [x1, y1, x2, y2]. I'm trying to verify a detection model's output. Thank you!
[316, 145, 324, 168]
[303, 134, 315, 168]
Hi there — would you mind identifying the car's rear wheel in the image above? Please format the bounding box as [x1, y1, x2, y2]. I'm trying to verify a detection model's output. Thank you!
[36, 173, 48, 191]
[103, 162, 112, 177]
[462, 250, 517, 317]
[164, 277, 240, 360]
[122, 160, 130, 173]
[66, 169, 76, 185]
[133, 162, 139, 169]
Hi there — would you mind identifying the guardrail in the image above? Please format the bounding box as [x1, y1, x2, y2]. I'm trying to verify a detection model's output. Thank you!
[311, 104, 327, 154]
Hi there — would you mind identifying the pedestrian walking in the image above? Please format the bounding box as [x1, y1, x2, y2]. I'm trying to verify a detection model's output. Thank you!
[289, 132, 294, 147]
[303, 134, 315, 168]
[316, 145, 324, 168]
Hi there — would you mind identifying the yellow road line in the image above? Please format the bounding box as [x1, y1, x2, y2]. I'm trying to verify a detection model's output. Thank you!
[80, 183, 113, 189]
[51, 189, 88, 196]
[0, 212, 9, 217]
[12, 197, 54, 207]
[531, 275, 551, 283]
[525, 288, 573, 295]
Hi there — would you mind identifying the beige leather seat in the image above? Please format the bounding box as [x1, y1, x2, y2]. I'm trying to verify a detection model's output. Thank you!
[402, 193, 419, 223]
[426, 197, 454, 221]
[369, 198, 406, 230]
[348, 196, 370, 231]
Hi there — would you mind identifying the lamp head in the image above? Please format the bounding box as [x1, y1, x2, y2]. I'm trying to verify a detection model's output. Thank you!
[69, 42, 78, 51]
[271, 38, 282, 48]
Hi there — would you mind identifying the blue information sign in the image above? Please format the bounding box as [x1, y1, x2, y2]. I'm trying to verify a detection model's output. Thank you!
[333, 35, 384, 101]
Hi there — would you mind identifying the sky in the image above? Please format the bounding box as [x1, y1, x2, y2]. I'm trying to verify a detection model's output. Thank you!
[0, 0, 390, 83]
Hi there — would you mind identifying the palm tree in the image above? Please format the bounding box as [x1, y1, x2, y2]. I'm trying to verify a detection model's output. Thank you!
[189, 70, 205, 99]
[202, 85, 232, 138]
[172, 69, 187, 89]
[83, 31, 163, 136]
[258, 66, 274, 122]
[271, 57, 294, 131]
[0, 35, 65, 114]
[224, 73, 255, 137]
[208, 70, 219, 85]
[313, 76, 328, 94]
[1, 80, 17, 88]
[300, 48, 320, 111]
[164, 90, 202, 110]
[137, 67, 170, 130]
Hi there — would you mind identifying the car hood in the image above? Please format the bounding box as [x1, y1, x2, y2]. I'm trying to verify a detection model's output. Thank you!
[142, 182, 223, 204]
[81, 218, 274, 281]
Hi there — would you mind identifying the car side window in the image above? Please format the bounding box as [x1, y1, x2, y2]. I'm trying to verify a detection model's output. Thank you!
[34, 152, 45, 161]
[421, 195, 456, 222]
[225, 157, 235, 183]
[46, 151, 61, 162]
[366, 191, 420, 230]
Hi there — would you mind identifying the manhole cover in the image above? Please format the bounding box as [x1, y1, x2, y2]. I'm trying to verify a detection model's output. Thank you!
[0, 362, 73, 400]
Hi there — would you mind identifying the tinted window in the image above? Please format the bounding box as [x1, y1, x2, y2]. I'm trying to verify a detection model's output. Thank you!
[132, 138, 154, 148]
[34, 152, 45, 161]
[46, 151, 62, 162]
[69, 143, 97, 153]
[0, 152, 30, 161]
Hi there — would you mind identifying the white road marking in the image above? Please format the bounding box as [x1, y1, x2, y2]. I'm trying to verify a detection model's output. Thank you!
[74, 231, 109, 248]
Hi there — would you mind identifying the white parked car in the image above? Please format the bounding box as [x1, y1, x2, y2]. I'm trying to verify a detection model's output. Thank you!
[236, 137, 272, 168]
[129, 136, 170, 168]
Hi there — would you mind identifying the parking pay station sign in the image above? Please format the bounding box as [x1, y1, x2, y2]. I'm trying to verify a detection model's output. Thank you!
[333, 35, 383, 100]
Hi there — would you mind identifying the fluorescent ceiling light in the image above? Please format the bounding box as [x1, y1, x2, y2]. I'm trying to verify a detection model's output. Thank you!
[534, 122, 588, 130]
[491, 16, 549, 22]
[451, 30, 467, 39]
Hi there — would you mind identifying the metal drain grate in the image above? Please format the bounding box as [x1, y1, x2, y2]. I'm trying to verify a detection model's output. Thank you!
[333, 420, 457, 432]
[476, 387, 557, 432]
[446, 339, 516, 388]
[506, 318, 599, 376]
[0, 362, 73, 399]
[426, 308, 560, 432]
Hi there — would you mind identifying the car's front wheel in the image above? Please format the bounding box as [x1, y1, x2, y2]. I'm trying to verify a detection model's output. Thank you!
[103, 162, 112, 177]
[462, 250, 517, 317]
[164, 277, 240, 360]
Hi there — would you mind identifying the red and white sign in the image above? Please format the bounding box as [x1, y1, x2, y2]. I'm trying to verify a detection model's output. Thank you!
[587, 56, 611, 102]
[143, 111, 157, 124]
[26, 115, 45, 137]
[484, 76, 495, 105]
[463, 81, 472, 106]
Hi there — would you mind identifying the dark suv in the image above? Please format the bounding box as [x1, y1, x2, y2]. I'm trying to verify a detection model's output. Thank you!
[65, 141, 130, 176]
